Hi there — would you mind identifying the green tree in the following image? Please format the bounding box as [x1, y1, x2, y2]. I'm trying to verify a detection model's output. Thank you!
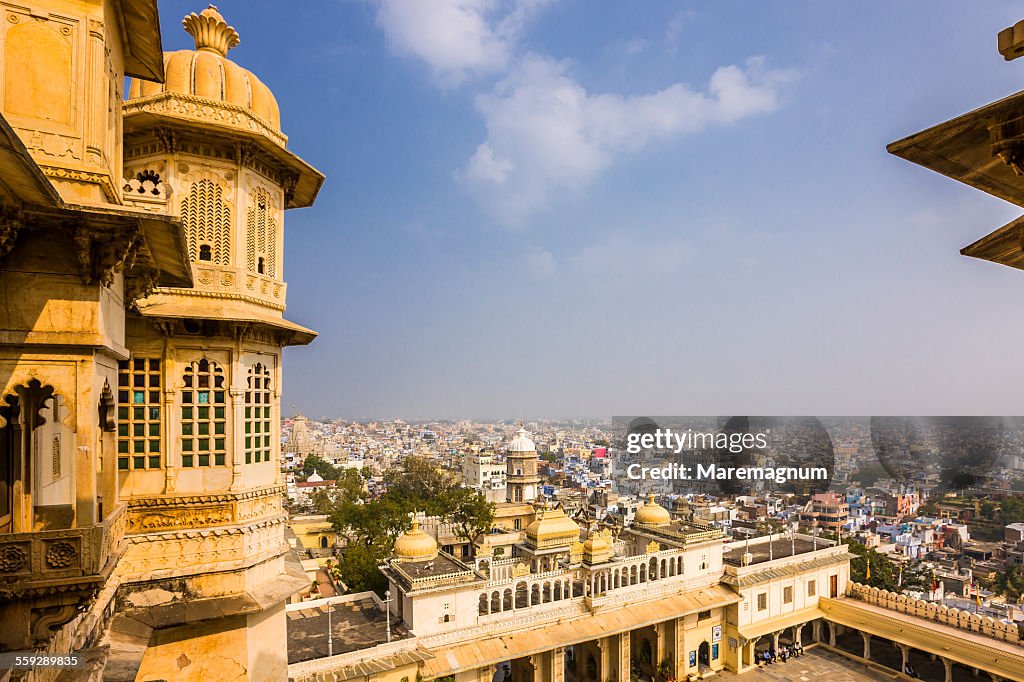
[317, 455, 494, 597]
[1000, 497, 1024, 525]
[443, 486, 495, 545]
[301, 454, 340, 481]
[336, 541, 389, 595]
[843, 540, 925, 592]
[994, 566, 1024, 603]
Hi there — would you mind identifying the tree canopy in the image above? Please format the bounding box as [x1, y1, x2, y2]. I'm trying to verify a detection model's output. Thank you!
[314, 455, 494, 596]
[301, 454, 340, 481]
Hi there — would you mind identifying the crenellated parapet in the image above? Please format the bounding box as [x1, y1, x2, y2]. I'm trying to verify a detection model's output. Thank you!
[847, 581, 1022, 644]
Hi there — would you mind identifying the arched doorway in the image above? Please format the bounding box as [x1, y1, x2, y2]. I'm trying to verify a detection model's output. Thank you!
[698, 641, 710, 667]
[320, 536, 328, 548]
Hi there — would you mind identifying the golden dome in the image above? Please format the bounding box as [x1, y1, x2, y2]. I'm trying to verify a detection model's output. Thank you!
[635, 494, 671, 527]
[525, 502, 580, 550]
[127, 5, 281, 131]
[394, 519, 438, 562]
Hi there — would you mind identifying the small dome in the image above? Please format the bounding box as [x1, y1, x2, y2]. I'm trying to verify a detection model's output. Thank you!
[525, 502, 580, 549]
[636, 494, 671, 526]
[394, 519, 438, 562]
[127, 5, 281, 130]
[508, 427, 536, 453]
[306, 471, 323, 483]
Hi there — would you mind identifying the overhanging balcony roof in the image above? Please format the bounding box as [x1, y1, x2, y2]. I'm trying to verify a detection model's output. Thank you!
[887, 89, 1024, 209]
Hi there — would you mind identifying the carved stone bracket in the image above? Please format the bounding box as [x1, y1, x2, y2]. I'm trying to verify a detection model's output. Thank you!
[99, 380, 116, 432]
[30, 597, 91, 647]
[235, 141, 258, 168]
[0, 201, 24, 260]
[68, 221, 145, 287]
[155, 126, 178, 154]
[282, 172, 299, 205]
[990, 115, 1024, 175]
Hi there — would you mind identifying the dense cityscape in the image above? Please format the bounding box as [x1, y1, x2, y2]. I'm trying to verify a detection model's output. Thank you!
[281, 415, 1024, 680]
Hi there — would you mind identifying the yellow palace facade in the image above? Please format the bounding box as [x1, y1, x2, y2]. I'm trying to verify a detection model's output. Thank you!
[0, 1, 321, 680]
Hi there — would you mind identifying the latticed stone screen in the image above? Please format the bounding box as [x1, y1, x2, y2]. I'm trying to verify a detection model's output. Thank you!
[180, 359, 227, 467]
[246, 188, 277, 277]
[245, 363, 272, 463]
[117, 358, 162, 470]
[182, 179, 232, 265]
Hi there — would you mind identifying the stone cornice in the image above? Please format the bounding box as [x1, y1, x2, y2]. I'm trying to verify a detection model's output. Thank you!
[125, 485, 285, 508]
[39, 165, 119, 203]
[154, 284, 287, 312]
[123, 92, 287, 148]
[126, 513, 287, 544]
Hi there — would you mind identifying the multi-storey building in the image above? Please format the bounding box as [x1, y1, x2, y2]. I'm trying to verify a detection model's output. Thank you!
[461, 445, 506, 498]
[800, 492, 849, 534]
[0, 3, 323, 680]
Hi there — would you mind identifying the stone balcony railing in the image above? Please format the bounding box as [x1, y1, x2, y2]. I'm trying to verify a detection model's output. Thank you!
[0, 504, 127, 596]
[847, 582, 1022, 645]
[161, 264, 287, 311]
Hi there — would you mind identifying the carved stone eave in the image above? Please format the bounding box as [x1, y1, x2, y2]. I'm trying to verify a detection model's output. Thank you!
[960, 212, 1024, 269]
[122, 94, 324, 209]
[888, 88, 1024, 209]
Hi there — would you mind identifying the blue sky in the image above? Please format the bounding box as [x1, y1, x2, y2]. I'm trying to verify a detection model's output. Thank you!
[158, 1, 1024, 419]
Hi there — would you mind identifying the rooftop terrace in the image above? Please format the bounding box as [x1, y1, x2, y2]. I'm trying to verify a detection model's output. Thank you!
[286, 594, 409, 664]
[723, 536, 831, 567]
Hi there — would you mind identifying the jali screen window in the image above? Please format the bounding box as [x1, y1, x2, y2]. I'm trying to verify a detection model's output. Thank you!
[180, 359, 227, 467]
[117, 358, 162, 470]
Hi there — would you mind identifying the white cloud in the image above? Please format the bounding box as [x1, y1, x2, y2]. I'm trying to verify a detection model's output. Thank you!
[524, 245, 556, 276]
[461, 55, 799, 224]
[375, 0, 553, 86]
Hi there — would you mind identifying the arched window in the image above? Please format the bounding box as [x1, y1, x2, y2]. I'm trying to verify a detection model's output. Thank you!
[180, 359, 227, 467]
[246, 188, 278, 277]
[245, 363, 272, 463]
[181, 180, 231, 266]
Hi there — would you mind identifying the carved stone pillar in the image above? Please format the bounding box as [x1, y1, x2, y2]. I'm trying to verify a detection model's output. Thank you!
[943, 657, 953, 682]
[861, 632, 871, 660]
[616, 632, 630, 682]
[899, 644, 909, 673]
[229, 386, 246, 491]
[828, 621, 836, 647]
[551, 647, 565, 682]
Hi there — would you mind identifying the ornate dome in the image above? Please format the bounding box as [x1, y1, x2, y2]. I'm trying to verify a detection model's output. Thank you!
[127, 6, 281, 130]
[394, 519, 438, 563]
[525, 502, 580, 549]
[508, 427, 536, 453]
[635, 494, 671, 527]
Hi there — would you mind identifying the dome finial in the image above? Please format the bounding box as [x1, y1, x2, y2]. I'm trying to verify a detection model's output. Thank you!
[183, 5, 240, 57]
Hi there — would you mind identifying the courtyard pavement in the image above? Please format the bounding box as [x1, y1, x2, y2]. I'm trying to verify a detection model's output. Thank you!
[718, 646, 904, 681]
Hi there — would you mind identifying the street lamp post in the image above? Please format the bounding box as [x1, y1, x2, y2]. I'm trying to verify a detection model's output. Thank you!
[385, 590, 392, 643]
[327, 597, 333, 658]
